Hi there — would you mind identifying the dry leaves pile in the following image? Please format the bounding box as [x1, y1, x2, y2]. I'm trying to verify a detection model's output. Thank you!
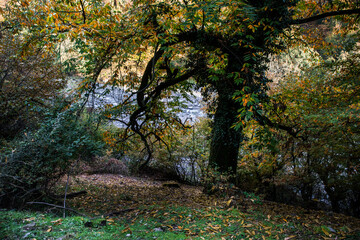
[62, 174, 213, 214]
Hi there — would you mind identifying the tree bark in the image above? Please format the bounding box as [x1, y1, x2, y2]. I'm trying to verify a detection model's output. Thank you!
[209, 86, 243, 175]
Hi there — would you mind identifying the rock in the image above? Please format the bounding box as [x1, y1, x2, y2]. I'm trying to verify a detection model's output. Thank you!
[23, 222, 36, 230]
[23, 232, 31, 238]
[153, 227, 164, 232]
[84, 221, 93, 228]
[56, 234, 75, 240]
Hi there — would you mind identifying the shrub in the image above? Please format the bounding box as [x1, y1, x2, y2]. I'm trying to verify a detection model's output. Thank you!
[88, 156, 129, 175]
[0, 99, 103, 208]
[202, 167, 237, 197]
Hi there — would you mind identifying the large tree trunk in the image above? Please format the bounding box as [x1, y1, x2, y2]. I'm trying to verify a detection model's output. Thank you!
[208, 86, 243, 175]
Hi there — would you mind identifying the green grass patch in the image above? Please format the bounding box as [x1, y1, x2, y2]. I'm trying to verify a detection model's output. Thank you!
[4, 204, 357, 240]
[0, 206, 286, 240]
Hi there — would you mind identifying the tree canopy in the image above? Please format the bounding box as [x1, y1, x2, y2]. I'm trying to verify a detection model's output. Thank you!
[2, 0, 359, 173]
[0, 0, 359, 216]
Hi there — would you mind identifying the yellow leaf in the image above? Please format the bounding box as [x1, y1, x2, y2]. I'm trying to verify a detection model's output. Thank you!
[46, 226, 52, 232]
[121, 227, 132, 233]
[322, 227, 330, 236]
[24, 217, 36, 222]
[210, 225, 221, 230]
[226, 199, 232, 207]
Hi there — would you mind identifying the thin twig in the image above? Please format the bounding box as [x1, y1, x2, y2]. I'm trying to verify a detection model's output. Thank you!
[63, 174, 70, 218]
[26, 202, 88, 217]
[89, 208, 137, 219]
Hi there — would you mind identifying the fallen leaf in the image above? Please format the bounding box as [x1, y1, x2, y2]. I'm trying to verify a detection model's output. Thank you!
[321, 226, 330, 236]
[122, 227, 132, 233]
[243, 224, 253, 228]
[51, 219, 62, 226]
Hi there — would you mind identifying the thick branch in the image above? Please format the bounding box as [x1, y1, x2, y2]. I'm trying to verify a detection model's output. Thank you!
[79, 0, 87, 24]
[137, 48, 165, 107]
[291, 8, 360, 25]
[147, 68, 202, 101]
[129, 66, 202, 169]
[253, 110, 304, 140]
[51, 190, 87, 199]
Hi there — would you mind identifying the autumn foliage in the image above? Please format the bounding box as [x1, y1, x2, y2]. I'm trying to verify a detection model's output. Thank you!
[0, 25, 65, 139]
[0, 0, 359, 220]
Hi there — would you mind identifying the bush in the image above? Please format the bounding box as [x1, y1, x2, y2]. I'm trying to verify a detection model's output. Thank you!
[88, 156, 129, 175]
[0, 99, 103, 208]
[202, 167, 237, 197]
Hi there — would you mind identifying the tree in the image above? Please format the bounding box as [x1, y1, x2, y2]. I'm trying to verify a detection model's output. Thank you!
[269, 56, 360, 215]
[3, 0, 360, 175]
[236, 13, 360, 214]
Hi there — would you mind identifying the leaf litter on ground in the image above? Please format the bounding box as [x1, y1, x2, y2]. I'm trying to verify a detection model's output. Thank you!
[1, 173, 360, 239]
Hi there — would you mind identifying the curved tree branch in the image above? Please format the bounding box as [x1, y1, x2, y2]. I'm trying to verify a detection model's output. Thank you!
[291, 8, 360, 25]
[79, 0, 87, 24]
[253, 110, 305, 141]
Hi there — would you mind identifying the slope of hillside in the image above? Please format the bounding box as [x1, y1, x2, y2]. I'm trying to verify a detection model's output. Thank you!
[1, 174, 360, 239]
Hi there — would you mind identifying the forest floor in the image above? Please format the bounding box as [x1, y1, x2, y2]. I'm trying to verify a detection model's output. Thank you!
[1, 173, 360, 239]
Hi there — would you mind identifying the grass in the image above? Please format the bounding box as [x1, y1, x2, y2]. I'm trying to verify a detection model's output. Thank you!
[2, 206, 359, 239]
[1, 174, 360, 239]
